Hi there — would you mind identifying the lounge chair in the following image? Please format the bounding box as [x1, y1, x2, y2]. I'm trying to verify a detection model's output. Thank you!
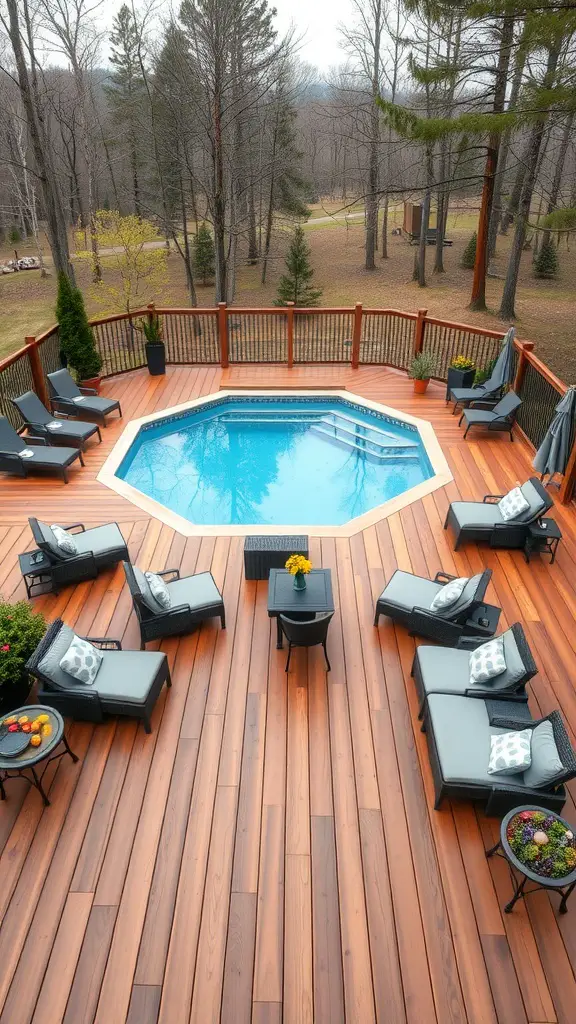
[28, 518, 129, 589]
[421, 697, 576, 815]
[47, 368, 122, 426]
[12, 391, 101, 450]
[444, 476, 552, 550]
[0, 415, 83, 483]
[123, 561, 226, 648]
[448, 325, 516, 412]
[279, 612, 334, 673]
[26, 618, 171, 732]
[459, 390, 522, 441]
[373, 568, 499, 644]
[411, 622, 536, 716]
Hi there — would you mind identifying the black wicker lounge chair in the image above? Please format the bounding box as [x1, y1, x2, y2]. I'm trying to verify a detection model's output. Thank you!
[12, 391, 101, 450]
[27, 618, 171, 732]
[0, 415, 83, 483]
[123, 561, 226, 648]
[444, 477, 553, 550]
[411, 622, 537, 716]
[448, 370, 506, 412]
[374, 568, 498, 644]
[279, 612, 333, 673]
[47, 368, 122, 426]
[28, 518, 129, 589]
[421, 699, 576, 815]
[459, 390, 522, 441]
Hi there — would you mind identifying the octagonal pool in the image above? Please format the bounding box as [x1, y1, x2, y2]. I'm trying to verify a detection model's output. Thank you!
[113, 394, 436, 528]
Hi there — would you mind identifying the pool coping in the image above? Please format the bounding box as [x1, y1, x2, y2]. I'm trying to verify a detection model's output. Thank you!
[97, 389, 453, 537]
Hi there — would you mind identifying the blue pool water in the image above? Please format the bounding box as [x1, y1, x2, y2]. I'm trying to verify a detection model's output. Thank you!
[117, 397, 433, 526]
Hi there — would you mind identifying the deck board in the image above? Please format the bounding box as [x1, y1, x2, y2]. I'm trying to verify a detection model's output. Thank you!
[0, 364, 575, 1022]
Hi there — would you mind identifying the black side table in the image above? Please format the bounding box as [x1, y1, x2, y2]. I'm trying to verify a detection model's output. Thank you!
[0, 705, 78, 806]
[524, 518, 562, 564]
[486, 804, 576, 914]
[268, 568, 334, 648]
[18, 549, 54, 598]
[464, 602, 501, 637]
[244, 535, 309, 581]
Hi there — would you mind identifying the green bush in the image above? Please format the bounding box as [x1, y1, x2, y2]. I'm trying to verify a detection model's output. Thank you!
[192, 223, 216, 285]
[474, 357, 497, 386]
[56, 273, 102, 380]
[461, 232, 477, 269]
[0, 601, 46, 701]
[533, 239, 559, 279]
[275, 225, 323, 306]
[410, 352, 436, 380]
[8, 226, 21, 245]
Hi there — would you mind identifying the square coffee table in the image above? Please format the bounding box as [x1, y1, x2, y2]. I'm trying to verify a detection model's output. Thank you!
[268, 568, 334, 648]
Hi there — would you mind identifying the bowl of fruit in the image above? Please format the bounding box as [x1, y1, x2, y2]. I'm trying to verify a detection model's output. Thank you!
[0, 713, 52, 757]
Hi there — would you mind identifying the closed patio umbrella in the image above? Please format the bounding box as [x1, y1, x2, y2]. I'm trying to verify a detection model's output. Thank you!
[489, 326, 516, 391]
[533, 385, 576, 483]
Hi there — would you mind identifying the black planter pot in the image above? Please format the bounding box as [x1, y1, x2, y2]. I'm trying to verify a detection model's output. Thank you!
[146, 342, 166, 376]
[446, 366, 476, 400]
[0, 672, 32, 715]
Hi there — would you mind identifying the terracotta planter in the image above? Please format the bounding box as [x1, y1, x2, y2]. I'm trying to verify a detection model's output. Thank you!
[79, 376, 102, 394]
[413, 378, 430, 395]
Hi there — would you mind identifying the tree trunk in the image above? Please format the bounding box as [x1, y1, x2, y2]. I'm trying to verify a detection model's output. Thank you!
[488, 26, 526, 258]
[540, 112, 574, 249]
[365, 0, 382, 271]
[381, 194, 389, 258]
[499, 41, 561, 319]
[418, 188, 431, 287]
[500, 159, 526, 235]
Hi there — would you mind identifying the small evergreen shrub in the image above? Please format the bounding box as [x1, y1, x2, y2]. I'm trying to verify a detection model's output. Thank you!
[533, 239, 559, 279]
[56, 273, 102, 380]
[275, 225, 323, 306]
[8, 226, 21, 245]
[193, 223, 215, 285]
[461, 232, 477, 269]
[0, 601, 46, 703]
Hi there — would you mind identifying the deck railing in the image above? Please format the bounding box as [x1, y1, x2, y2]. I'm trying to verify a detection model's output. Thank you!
[1, 303, 573, 500]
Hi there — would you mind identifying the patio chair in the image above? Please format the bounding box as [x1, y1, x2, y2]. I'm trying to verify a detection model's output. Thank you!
[448, 370, 505, 413]
[411, 622, 537, 717]
[47, 368, 122, 426]
[26, 618, 171, 732]
[28, 518, 129, 589]
[444, 476, 552, 550]
[458, 390, 522, 441]
[373, 568, 498, 645]
[123, 561, 226, 648]
[12, 391, 102, 451]
[0, 415, 84, 483]
[421, 697, 576, 815]
[279, 612, 334, 673]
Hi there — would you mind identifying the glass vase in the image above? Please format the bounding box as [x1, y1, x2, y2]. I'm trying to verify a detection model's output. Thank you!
[293, 571, 306, 591]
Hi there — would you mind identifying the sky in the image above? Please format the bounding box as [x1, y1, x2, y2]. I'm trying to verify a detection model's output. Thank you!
[272, 0, 349, 71]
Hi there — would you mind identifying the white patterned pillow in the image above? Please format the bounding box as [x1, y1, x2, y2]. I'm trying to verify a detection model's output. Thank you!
[51, 524, 78, 556]
[59, 635, 102, 685]
[498, 487, 530, 522]
[145, 571, 171, 610]
[429, 577, 468, 612]
[469, 636, 506, 684]
[488, 729, 532, 776]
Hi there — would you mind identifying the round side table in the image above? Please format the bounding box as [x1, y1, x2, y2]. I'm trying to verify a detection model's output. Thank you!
[486, 804, 576, 914]
[0, 705, 78, 807]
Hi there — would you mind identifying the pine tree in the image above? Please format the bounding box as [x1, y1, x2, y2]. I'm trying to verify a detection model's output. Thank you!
[106, 5, 146, 215]
[461, 232, 477, 269]
[533, 239, 559, 279]
[193, 223, 215, 285]
[56, 273, 102, 380]
[275, 226, 322, 307]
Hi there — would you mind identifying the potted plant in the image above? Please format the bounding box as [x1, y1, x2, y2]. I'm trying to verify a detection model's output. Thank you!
[0, 601, 46, 715]
[140, 307, 165, 376]
[446, 354, 476, 400]
[56, 273, 103, 392]
[285, 553, 313, 591]
[410, 352, 436, 395]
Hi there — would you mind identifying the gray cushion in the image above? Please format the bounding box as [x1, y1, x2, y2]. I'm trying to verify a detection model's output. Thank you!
[378, 570, 442, 611]
[488, 729, 532, 776]
[73, 395, 118, 413]
[74, 523, 127, 559]
[91, 650, 166, 704]
[469, 636, 506, 684]
[427, 693, 532, 790]
[415, 645, 472, 696]
[429, 577, 468, 612]
[51, 524, 78, 556]
[523, 721, 564, 789]
[145, 571, 171, 609]
[60, 635, 102, 684]
[35, 520, 66, 560]
[491, 628, 527, 691]
[442, 572, 483, 618]
[498, 487, 530, 522]
[167, 572, 223, 611]
[514, 480, 547, 524]
[37, 623, 80, 690]
[132, 565, 163, 613]
[449, 502, 505, 530]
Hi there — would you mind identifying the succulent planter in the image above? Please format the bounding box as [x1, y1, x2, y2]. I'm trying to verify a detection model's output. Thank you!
[146, 342, 166, 376]
[446, 366, 476, 401]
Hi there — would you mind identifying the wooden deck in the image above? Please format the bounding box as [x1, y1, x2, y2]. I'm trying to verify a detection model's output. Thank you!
[1, 364, 576, 1024]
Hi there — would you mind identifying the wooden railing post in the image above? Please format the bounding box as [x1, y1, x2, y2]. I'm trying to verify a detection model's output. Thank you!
[512, 340, 534, 395]
[286, 302, 294, 368]
[218, 302, 228, 369]
[25, 336, 49, 408]
[414, 308, 428, 355]
[351, 302, 362, 369]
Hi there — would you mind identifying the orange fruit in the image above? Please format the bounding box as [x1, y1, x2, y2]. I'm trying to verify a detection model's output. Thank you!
[21, 723, 31, 733]
[4, 716, 16, 725]
[30, 721, 40, 733]
[30, 735, 41, 747]
[18, 716, 29, 724]
[41, 724, 52, 738]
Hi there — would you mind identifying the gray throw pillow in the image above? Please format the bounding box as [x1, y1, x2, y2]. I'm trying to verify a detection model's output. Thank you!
[498, 487, 530, 522]
[523, 721, 564, 789]
[133, 565, 163, 613]
[488, 729, 532, 776]
[59, 635, 102, 685]
[51, 524, 77, 556]
[469, 636, 506, 684]
[430, 577, 468, 612]
[145, 571, 171, 609]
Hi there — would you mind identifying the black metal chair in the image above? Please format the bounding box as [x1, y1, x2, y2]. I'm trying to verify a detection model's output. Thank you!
[12, 391, 101, 450]
[459, 390, 522, 441]
[279, 612, 333, 673]
[28, 518, 129, 590]
[123, 561, 225, 648]
[0, 415, 84, 483]
[444, 477, 553, 550]
[374, 568, 498, 644]
[47, 368, 122, 426]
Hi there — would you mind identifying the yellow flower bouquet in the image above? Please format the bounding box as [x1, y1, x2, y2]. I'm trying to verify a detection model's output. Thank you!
[285, 554, 312, 591]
